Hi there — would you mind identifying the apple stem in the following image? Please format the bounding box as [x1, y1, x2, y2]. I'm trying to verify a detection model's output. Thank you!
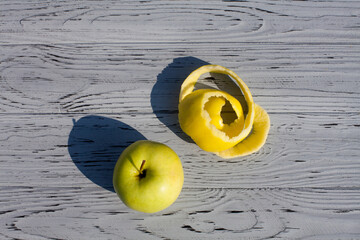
[139, 160, 146, 174]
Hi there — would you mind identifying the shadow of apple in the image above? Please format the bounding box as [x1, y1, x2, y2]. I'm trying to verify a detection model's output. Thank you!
[68, 115, 146, 192]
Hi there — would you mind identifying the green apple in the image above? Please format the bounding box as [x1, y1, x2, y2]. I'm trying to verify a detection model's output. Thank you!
[113, 140, 184, 213]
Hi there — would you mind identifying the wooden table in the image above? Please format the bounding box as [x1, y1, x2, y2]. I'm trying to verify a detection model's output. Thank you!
[1, 1, 360, 239]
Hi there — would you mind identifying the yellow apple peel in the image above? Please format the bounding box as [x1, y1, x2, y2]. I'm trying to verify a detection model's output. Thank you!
[178, 65, 270, 158]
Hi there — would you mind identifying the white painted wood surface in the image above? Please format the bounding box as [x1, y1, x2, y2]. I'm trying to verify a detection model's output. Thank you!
[1, 0, 360, 239]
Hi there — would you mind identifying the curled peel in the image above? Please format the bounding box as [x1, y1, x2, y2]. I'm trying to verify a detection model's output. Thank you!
[178, 65, 270, 158]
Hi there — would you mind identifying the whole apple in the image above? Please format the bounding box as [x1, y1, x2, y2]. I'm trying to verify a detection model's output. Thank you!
[113, 140, 184, 213]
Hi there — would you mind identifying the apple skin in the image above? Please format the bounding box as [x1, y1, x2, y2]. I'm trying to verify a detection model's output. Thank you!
[113, 140, 184, 213]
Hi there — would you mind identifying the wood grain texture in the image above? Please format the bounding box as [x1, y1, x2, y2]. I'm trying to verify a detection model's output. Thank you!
[1, 0, 360, 239]
[1, 0, 360, 44]
[1, 187, 360, 240]
[0, 43, 359, 113]
[0, 113, 359, 189]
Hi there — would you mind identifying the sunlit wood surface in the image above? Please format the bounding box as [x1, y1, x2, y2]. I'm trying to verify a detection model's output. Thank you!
[1, 1, 360, 239]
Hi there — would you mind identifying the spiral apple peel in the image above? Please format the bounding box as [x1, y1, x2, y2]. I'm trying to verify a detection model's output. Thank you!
[178, 65, 270, 159]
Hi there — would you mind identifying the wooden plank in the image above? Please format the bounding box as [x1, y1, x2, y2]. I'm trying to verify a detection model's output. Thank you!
[0, 113, 358, 189]
[1, 1, 360, 239]
[1, 186, 359, 239]
[1, 0, 360, 44]
[0, 43, 359, 113]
